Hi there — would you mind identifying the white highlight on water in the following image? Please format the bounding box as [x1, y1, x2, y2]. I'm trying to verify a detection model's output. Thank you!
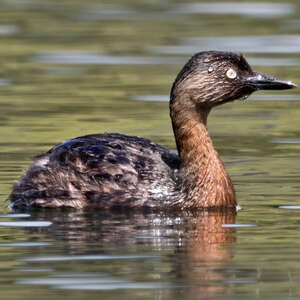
[279, 206, 300, 210]
[20, 254, 154, 262]
[0, 214, 31, 218]
[0, 221, 52, 227]
[222, 224, 256, 228]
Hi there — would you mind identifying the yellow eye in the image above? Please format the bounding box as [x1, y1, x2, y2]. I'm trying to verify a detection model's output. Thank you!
[226, 68, 237, 79]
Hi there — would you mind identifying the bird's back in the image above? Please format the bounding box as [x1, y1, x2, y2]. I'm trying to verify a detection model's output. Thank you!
[9, 133, 180, 209]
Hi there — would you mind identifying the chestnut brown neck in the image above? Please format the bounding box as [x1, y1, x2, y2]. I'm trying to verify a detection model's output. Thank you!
[170, 93, 236, 209]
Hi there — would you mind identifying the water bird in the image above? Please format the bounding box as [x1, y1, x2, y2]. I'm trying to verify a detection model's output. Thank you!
[9, 51, 296, 210]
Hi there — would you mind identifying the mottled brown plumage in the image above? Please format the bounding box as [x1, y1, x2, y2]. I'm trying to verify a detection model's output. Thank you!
[9, 51, 296, 210]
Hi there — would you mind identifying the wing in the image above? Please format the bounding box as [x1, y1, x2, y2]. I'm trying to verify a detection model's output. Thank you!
[11, 133, 180, 208]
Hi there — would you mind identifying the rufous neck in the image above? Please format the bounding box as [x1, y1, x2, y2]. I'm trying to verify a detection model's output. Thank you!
[170, 95, 236, 208]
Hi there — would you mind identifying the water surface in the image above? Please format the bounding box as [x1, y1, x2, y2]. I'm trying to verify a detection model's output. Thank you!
[0, 0, 300, 299]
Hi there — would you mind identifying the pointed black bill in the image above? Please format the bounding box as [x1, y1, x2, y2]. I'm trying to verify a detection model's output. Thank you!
[245, 73, 297, 90]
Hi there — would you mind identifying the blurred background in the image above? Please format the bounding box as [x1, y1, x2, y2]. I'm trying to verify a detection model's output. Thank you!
[1, 0, 300, 299]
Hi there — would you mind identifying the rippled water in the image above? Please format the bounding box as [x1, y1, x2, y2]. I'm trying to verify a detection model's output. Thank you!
[1, 0, 300, 299]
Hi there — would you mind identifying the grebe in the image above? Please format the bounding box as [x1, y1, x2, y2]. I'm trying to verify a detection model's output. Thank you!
[9, 51, 296, 209]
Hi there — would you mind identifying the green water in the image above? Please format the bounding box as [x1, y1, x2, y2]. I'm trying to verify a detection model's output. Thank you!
[1, 0, 300, 299]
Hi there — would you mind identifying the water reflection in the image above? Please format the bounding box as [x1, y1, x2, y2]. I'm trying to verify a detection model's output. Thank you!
[248, 57, 300, 66]
[271, 139, 300, 144]
[18, 278, 175, 291]
[222, 224, 256, 228]
[0, 25, 19, 35]
[21, 254, 153, 262]
[1, 0, 50, 9]
[75, 4, 137, 21]
[152, 35, 300, 54]
[169, 2, 295, 18]
[171, 211, 236, 299]
[132, 94, 300, 103]
[14, 210, 236, 297]
[0, 221, 52, 227]
[32, 51, 181, 65]
[0, 242, 49, 247]
[0, 213, 30, 218]
[279, 206, 300, 209]
[71, 2, 296, 22]
[0, 79, 10, 86]
[32, 50, 300, 68]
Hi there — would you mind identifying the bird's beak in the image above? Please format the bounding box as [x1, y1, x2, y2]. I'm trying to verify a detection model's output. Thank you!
[244, 72, 297, 90]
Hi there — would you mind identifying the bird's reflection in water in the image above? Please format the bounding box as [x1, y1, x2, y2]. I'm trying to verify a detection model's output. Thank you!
[25, 209, 236, 298]
[173, 211, 236, 299]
